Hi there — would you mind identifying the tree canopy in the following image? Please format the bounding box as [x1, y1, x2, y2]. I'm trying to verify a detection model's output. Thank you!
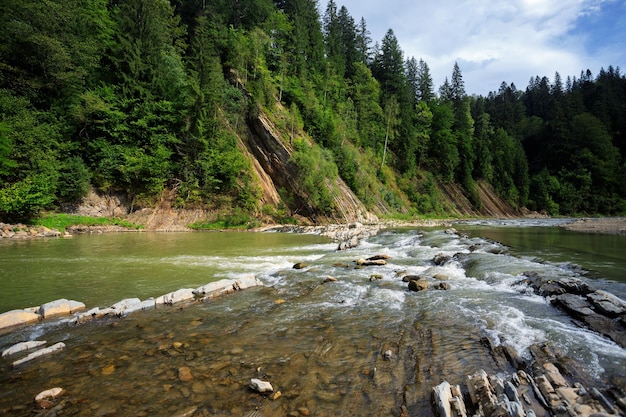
[1, 0, 624, 221]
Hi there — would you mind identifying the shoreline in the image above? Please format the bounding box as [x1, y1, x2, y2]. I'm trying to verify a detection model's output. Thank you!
[559, 217, 626, 235]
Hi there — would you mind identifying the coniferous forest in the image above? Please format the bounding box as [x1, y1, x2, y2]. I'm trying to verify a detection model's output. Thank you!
[1, 0, 625, 223]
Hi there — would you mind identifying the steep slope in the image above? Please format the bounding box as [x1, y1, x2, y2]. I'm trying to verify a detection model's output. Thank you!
[244, 109, 378, 224]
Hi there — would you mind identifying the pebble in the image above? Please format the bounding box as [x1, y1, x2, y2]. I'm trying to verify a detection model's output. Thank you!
[178, 366, 193, 382]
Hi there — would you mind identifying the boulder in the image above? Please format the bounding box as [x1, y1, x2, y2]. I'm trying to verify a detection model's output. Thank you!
[402, 274, 422, 283]
[0, 309, 40, 330]
[553, 294, 594, 316]
[2, 340, 47, 357]
[433, 253, 451, 266]
[110, 298, 142, 316]
[12, 342, 65, 367]
[233, 275, 262, 290]
[34, 387, 64, 408]
[434, 282, 451, 290]
[249, 378, 273, 393]
[408, 279, 429, 292]
[155, 288, 196, 306]
[120, 298, 155, 316]
[355, 259, 387, 266]
[369, 274, 383, 282]
[39, 299, 85, 318]
[293, 262, 309, 270]
[323, 276, 337, 283]
[194, 280, 235, 298]
[367, 254, 391, 261]
[587, 290, 626, 317]
[73, 307, 113, 324]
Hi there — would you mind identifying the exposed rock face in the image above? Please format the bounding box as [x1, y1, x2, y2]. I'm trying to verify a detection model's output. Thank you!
[244, 110, 377, 224]
[433, 363, 619, 417]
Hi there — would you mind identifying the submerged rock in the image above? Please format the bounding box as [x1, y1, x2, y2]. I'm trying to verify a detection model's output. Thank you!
[2, 340, 47, 357]
[249, 378, 273, 393]
[12, 342, 65, 367]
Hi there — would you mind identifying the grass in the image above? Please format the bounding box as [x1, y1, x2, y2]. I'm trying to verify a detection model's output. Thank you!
[31, 213, 143, 232]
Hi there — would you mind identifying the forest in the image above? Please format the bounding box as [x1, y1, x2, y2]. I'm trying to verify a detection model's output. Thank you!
[1, 0, 625, 223]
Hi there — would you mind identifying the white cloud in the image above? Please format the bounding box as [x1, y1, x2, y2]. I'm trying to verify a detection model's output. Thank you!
[335, 0, 622, 94]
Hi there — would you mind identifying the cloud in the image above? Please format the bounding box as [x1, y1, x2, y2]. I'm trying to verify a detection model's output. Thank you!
[333, 0, 625, 95]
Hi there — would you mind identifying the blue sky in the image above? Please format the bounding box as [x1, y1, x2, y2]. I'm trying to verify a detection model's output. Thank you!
[332, 0, 626, 95]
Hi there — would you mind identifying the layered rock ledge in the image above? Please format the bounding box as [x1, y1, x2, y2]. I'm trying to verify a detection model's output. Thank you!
[0, 276, 262, 334]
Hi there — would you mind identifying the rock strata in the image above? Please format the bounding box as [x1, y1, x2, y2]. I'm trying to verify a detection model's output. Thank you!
[519, 272, 626, 348]
[432, 365, 619, 417]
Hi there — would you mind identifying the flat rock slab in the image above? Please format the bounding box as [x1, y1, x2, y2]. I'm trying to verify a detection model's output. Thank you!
[12, 342, 65, 367]
[0, 309, 40, 330]
[2, 340, 47, 357]
[39, 299, 85, 318]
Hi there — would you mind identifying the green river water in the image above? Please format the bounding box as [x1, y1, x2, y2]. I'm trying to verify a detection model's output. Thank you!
[0, 221, 625, 416]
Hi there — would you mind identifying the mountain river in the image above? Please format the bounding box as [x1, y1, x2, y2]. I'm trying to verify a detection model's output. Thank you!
[0, 219, 625, 416]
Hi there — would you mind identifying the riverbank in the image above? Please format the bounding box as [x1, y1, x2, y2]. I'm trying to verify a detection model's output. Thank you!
[560, 217, 626, 235]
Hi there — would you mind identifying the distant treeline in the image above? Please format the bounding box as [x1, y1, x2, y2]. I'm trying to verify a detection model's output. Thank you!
[1, 0, 624, 221]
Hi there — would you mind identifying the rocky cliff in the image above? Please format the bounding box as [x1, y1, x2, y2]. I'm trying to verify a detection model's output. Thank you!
[244, 108, 378, 224]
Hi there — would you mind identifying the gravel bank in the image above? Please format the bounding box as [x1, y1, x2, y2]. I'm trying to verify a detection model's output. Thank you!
[560, 217, 626, 235]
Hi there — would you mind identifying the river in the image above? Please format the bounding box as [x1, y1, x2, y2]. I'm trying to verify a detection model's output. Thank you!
[1, 220, 625, 416]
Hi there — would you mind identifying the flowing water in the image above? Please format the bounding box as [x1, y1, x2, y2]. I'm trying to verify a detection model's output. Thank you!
[1, 221, 625, 416]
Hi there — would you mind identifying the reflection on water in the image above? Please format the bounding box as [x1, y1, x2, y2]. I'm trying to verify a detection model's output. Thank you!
[1, 224, 625, 416]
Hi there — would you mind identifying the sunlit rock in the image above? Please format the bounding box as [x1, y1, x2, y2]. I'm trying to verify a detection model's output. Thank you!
[39, 298, 85, 318]
[2, 340, 47, 357]
[249, 378, 273, 393]
[355, 258, 387, 266]
[0, 309, 40, 330]
[34, 387, 64, 408]
[156, 288, 195, 305]
[110, 298, 142, 316]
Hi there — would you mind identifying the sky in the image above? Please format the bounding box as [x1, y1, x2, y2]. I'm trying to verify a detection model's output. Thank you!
[333, 0, 626, 95]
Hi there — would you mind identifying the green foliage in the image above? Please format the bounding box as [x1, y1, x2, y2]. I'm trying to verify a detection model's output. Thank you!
[0, 0, 624, 222]
[0, 175, 57, 222]
[290, 139, 338, 214]
[32, 213, 142, 232]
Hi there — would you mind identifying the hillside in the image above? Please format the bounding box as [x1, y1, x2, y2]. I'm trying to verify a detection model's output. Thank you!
[1, 0, 624, 226]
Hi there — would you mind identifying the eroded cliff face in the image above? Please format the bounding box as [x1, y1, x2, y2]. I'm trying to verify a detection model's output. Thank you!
[244, 110, 378, 224]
